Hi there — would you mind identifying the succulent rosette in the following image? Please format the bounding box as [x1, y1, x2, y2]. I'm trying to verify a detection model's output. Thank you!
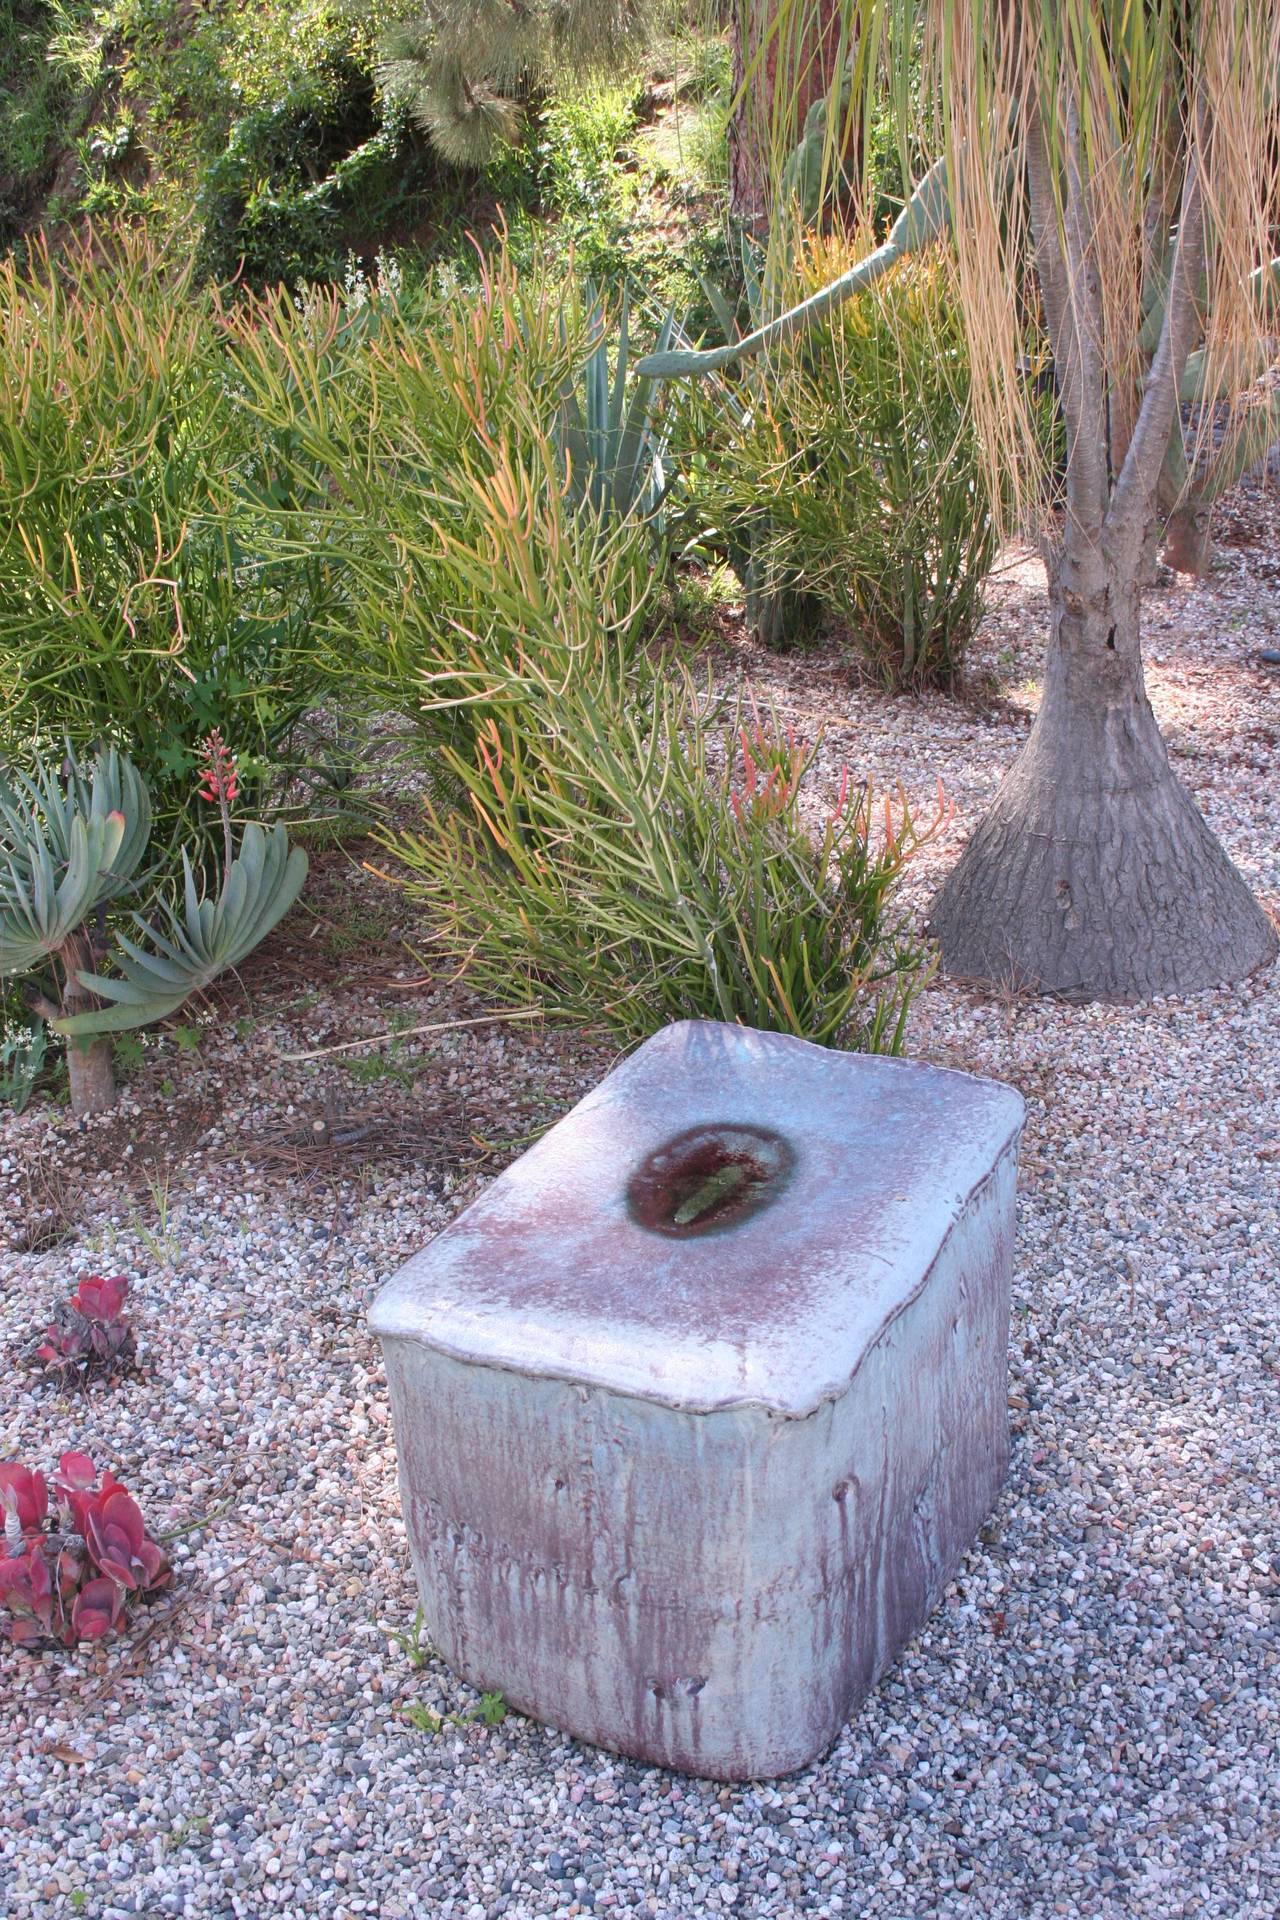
[0, 1453, 170, 1651]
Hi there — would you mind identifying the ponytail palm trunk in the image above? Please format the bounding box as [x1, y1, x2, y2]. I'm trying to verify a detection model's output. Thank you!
[647, 1, 1278, 998]
[729, 0, 857, 231]
[935, 529, 1274, 997]
[925, 2, 1278, 998]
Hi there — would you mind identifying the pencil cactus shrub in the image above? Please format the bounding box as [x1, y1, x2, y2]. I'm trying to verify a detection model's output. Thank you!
[377, 460, 941, 1051]
[34, 1277, 137, 1388]
[0, 231, 338, 839]
[392, 666, 942, 1050]
[0, 1453, 171, 1651]
[693, 249, 996, 686]
[0, 740, 307, 1119]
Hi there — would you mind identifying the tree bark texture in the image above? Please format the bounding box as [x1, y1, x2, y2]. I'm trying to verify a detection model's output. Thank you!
[929, 561, 1278, 1001]
[66, 1036, 118, 1117]
[935, 85, 1276, 1003]
[1160, 497, 1215, 575]
[61, 930, 118, 1117]
[728, 0, 849, 233]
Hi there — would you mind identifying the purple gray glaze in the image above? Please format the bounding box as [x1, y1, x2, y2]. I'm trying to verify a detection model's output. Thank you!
[371, 1020, 1025, 1779]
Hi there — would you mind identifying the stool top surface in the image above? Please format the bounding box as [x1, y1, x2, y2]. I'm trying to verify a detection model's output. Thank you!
[370, 1021, 1025, 1416]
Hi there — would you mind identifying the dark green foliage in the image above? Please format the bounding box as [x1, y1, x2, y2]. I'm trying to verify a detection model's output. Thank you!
[196, 92, 446, 289]
[0, 0, 94, 243]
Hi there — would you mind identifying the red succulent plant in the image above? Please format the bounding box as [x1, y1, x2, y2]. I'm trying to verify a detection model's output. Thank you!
[34, 1274, 136, 1386]
[0, 1462, 49, 1544]
[0, 1453, 170, 1651]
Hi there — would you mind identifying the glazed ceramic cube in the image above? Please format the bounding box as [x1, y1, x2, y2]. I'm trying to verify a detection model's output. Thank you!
[370, 1020, 1024, 1779]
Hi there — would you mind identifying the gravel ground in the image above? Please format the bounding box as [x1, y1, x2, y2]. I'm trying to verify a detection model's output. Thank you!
[2, 490, 1278, 1920]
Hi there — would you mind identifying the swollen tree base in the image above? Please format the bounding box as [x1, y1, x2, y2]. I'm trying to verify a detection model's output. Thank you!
[929, 574, 1278, 1002]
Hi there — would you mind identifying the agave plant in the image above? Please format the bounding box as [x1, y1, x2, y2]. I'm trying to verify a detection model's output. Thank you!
[0, 741, 307, 1117]
[555, 286, 677, 528]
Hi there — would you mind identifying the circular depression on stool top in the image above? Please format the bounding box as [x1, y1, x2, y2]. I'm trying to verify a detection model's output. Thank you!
[625, 1123, 796, 1238]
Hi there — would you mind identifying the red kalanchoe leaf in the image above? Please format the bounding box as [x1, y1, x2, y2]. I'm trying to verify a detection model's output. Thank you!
[72, 1576, 125, 1641]
[55, 1454, 99, 1535]
[25, 1545, 53, 1627]
[100, 1489, 145, 1557]
[0, 1543, 54, 1629]
[55, 1547, 83, 1601]
[134, 1537, 172, 1592]
[85, 1535, 134, 1589]
[0, 1463, 49, 1538]
[56, 1451, 96, 1491]
[75, 1276, 128, 1322]
[86, 1489, 149, 1588]
[5, 1613, 48, 1647]
[0, 1553, 29, 1610]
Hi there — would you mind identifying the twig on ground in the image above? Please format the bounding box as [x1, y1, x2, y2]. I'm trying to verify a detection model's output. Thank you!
[281, 1009, 542, 1063]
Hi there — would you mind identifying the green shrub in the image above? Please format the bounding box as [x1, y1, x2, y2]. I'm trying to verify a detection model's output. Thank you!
[0, 230, 338, 838]
[381, 477, 935, 1048]
[223, 242, 658, 765]
[673, 245, 998, 689]
[196, 95, 444, 289]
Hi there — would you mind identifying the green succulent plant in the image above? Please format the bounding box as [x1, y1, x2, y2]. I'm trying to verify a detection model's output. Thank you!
[0, 749, 151, 975]
[555, 285, 676, 526]
[0, 743, 306, 1116]
[57, 824, 307, 1037]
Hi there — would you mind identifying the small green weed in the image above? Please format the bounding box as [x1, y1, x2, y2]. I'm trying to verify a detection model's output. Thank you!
[342, 1043, 419, 1091]
[132, 1170, 179, 1269]
[385, 1603, 430, 1670]
[112, 1032, 146, 1077]
[1, 1012, 49, 1113]
[399, 1691, 508, 1736]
